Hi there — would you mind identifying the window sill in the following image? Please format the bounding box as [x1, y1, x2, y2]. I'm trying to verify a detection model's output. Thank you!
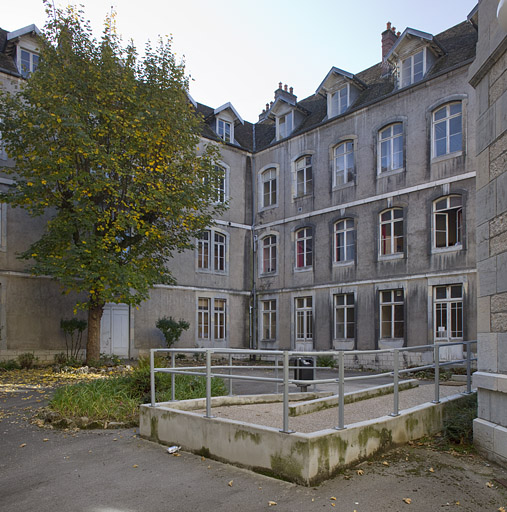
[293, 193, 313, 201]
[333, 260, 355, 268]
[196, 269, 228, 275]
[332, 340, 355, 351]
[259, 204, 278, 212]
[431, 151, 463, 164]
[332, 181, 355, 192]
[260, 271, 278, 278]
[378, 339, 404, 349]
[294, 266, 312, 273]
[431, 245, 463, 254]
[378, 253, 404, 261]
[377, 167, 405, 178]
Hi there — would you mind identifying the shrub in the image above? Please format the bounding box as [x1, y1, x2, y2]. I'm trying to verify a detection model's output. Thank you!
[60, 318, 87, 360]
[0, 359, 20, 370]
[18, 352, 38, 369]
[316, 355, 336, 368]
[156, 316, 190, 348]
[442, 393, 477, 445]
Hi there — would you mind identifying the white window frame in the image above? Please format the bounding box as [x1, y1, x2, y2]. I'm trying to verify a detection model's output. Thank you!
[334, 219, 355, 264]
[261, 167, 277, 208]
[197, 228, 228, 273]
[295, 296, 313, 342]
[261, 299, 277, 341]
[432, 195, 463, 251]
[378, 123, 403, 174]
[295, 227, 313, 270]
[433, 285, 463, 341]
[379, 208, 404, 257]
[294, 155, 313, 198]
[334, 293, 355, 341]
[261, 234, 277, 275]
[197, 297, 227, 342]
[432, 102, 463, 158]
[18, 47, 39, 78]
[400, 49, 425, 88]
[197, 297, 210, 340]
[380, 289, 404, 340]
[277, 111, 293, 140]
[330, 84, 349, 117]
[217, 118, 233, 143]
[333, 140, 355, 187]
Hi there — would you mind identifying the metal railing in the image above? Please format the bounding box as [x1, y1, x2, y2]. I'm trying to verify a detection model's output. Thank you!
[149, 341, 477, 434]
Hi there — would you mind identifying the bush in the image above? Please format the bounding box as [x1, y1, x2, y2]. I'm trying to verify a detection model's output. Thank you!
[442, 393, 477, 445]
[0, 359, 20, 370]
[18, 352, 38, 369]
[87, 353, 122, 368]
[60, 318, 87, 360]
[156, 316, 190, 348]
[316, 355, 336, 368]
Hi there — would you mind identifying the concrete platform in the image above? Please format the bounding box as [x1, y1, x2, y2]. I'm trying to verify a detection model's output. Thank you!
[140, 382, 470, 485]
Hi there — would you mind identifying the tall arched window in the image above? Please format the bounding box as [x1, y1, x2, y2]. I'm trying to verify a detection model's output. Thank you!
[295, 228, 313, 269]
[261, 168, 277, 208]
[334, 219, 355, 263]
[432, 102, 462, 157]
[261, 235, 277, 274]
[433, 195, 463, 249]
[379, 208, 404, 256]
[334, 141, 354, 186]
[378, 123, 403, 173]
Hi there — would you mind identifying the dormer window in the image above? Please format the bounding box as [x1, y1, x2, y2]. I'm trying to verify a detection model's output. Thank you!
[400, 49, 424, 87]
[217, 119, 232, 142]
[331, 86, 349, 117]
[277, 112, 293, 140]
[19, 49, 39, 78]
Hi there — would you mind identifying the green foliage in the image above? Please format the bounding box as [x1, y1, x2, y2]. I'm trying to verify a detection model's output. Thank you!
[87, 353, 122, 368]
[60, 318, 87, 359]
[316, 355, 336, 368]
[49, 367, 227, 425]
[0, 359, 21, 370]
[18, 352, 38, 369]
[156, 316, 190, 348]
[441, 393, 477, 445]
[0, 4, 226, 359]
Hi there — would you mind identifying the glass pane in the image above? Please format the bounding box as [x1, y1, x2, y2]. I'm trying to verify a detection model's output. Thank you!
[393, 123, 403, 136]
[450, 103, 462, 116]
[381, 210, 391, 222]
[381, 291, 392, 303]
[450, 195, 462, 208]
[394, 209, 403, 219]
[434, 106, 447, 121]
[451, 285, 462, 298]
[435, 286, 447, 300]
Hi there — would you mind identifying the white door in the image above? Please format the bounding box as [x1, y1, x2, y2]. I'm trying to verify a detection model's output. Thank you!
[100, 304, 129, 357]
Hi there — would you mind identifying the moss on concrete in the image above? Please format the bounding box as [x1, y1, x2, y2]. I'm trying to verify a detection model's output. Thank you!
[270, 453, 304, 484]
[234, 429, 261, 445]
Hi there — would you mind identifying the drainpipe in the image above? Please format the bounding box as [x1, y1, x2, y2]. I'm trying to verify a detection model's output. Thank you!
[250, 124, 257, 352]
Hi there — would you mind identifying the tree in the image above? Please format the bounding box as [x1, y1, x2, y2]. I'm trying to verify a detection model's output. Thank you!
[0, 5, 226, 363]
[156, 316, 190, 348]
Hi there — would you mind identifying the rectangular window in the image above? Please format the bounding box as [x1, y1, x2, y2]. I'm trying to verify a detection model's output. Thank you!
[262, 168, 277, 208]
[331, 86, 349, 116]
[380, 289, 404, 339]
[278, 112, 293, 140]
[295, 297, 313, 341]
[214, 298, 226, 340]
[334, 219, 355, 263]
[334, 141, 354, 186]
[379, 123, 403, 173]
[433, 103, 462, 157]
[217, 119, 232, 142]
[434, 285, 463, 340]
[295, 156, 312, 197]
[261, 299, 277, 341]
[262, 235, 277, 274]
[198, 298, 210, 339]
[334, 293, 355, 340]
[197, 231, 210, 269]
[20, 49, 39, 78]
[197, 229, 227, 273]
[433, 195, 463, 249]
[401, 49, 424, 87]
[295, 228, 312, 269]
[379, 208, 404, 256]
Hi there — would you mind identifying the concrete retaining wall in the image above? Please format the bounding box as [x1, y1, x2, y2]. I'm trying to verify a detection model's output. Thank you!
[140, 392, 470, 485]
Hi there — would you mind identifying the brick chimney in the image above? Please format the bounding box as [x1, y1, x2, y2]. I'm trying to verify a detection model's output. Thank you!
[382, 21, 398, 60]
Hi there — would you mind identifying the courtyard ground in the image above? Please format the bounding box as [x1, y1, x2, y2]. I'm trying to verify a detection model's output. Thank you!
[1, 369, 506, 512]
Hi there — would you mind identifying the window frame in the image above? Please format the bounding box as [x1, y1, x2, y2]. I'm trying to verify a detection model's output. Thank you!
[18, 47, 39, 78]
[333, 218, 355, 265]
[333, 140, 355, 187]
[217, 118, 233, 143]
[294, 155, 313, 198]
[433, 284, 463, 341]
[379, 289, 405, 341]
[277, 111, 293, 140]
[377, 123, 404, 174]
[295, 227, 313, 270]
[432, 102, 463, 159]
[379, 207, 405, 258]
[197, 296, 228, 342]
[330, 84, 349, 117]
[295, 296, 313, 343]
[400, 49, 425, 88]
[260, 299, 277, 342]
[260, 234, 277, 275]
[333, 293, 355, 341]
[196, 228, 228, 274]
[432, 194, 463, 252]
[261, 167, 277, 209]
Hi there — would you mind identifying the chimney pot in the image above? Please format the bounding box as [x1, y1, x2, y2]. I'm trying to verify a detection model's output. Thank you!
[382, 21, 399, 61]
[396, 31, 401, 37]
[278, 82, 282, 89]
[270, 101, 273, 107]
[266, 103, 269, 110]
[284, 84, 288, 91]
[386, 21, 391, 30]
[289, 86, 293, 94]
[392, 26, 396, 33]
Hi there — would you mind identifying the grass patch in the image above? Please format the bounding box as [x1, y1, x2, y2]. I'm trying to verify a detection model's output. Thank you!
[49, 368, 227, 427]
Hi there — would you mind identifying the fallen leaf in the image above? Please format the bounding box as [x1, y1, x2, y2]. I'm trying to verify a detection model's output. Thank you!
[268, 501, 277, 506]
[455, 502, 460, 506]
[43, 438, 49, 442]
[132, 464, 138, 468]
[173, 453, 181, 457]
[207, 465, 211, 469]
[330, 497, 337, 501]
[486, 482, 494, 488]
[382, 461, 389, 466]
[498, 507, 506, 512]
[19, 443, 26, 448]
[403, 498, 412, 504]
[429, 467, 435, 473]
[331, 504, 335, 507]
[201, 456, 205, 461]
[228, 480, 233, 487]
[356, 469, 364, 475]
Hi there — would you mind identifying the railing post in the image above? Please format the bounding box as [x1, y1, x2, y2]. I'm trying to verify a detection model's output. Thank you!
[205, 349, 213, 418]
[433, 343, 440, 404]
[275, 354, 279, 394]
[280, 351, 293, 433]
[335, 351, 345, 430]
[228, 353, 233, 396]
[150, 349, 156, 407]
[390, 349, 400, 416]
[465, 341, 472, 394]
[171, 350, 176, 402]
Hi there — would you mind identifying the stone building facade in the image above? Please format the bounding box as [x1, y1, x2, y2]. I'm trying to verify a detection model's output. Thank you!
[0, 11, 484, 364]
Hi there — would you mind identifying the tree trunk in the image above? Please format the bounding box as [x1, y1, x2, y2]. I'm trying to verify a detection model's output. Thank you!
[86, 303, 104, 364]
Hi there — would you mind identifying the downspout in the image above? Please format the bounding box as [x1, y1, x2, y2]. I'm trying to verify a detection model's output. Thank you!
[250, 124, 257, 351]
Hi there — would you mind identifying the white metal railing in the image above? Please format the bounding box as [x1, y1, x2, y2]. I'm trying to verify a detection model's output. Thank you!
[149, 341, 477, 433]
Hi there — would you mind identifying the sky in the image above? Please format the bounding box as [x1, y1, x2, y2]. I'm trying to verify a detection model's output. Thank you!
[3, 0, 478, 123]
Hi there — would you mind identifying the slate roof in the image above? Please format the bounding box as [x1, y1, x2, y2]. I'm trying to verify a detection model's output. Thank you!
[195, 20, 477, 153]
[0, 28, 20, 76]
